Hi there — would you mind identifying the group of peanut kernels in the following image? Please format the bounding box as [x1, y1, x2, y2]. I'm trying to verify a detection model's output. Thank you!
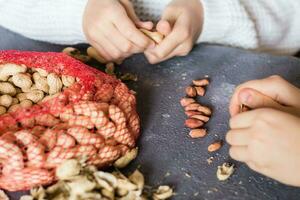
[0, 64, 75, 115]
[181, 78, 222, 153]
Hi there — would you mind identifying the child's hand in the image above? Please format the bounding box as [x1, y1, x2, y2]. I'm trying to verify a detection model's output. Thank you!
[226, 108, 300, 186]
[229, 75, 300, 117]
[144, 0, 203, 64]
[83, 0, 155, 62]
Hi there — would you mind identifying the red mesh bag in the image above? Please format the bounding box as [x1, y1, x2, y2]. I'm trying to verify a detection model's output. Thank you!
[0, 50, 140, 191]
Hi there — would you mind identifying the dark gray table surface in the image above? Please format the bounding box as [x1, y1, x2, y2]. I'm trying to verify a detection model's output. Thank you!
[1, 26, 300, 200]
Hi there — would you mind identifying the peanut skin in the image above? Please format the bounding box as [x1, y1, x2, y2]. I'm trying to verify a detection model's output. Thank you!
[180, 98, 195, 107]
[185, 118, 204, 128]
[208, 141, 222, 152]
[189, 129, 207, 138]
[192, 79, 209, 86]
[185, 86, 197, 97]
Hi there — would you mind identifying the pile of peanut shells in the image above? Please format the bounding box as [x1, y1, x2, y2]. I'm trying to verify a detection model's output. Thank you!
[20, 159, 173, 200]
[0, 63, 75, 115]
[181, 78, 222, 152]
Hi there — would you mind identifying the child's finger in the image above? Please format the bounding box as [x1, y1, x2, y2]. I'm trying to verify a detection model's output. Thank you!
[113, 14, 152, 49]
[103, 24, 141, 54]
[229, 146, 249, 162]
[229, 76, 300, 116]
[238, 88, 285, 110]
[226, 129, 251, 146]
[93, 34, 123, 60]
[145, 41, 191, 64]
[229, 110, 259, 129]
[92, 42, 113, 61]
[147, 16, 189, 60]
[156, 20, 172, 36]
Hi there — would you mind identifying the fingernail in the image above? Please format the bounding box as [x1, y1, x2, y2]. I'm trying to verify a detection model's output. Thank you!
[240, 91, 251, 104]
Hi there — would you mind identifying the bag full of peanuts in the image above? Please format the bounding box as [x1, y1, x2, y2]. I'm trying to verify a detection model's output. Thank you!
[0, 50, 140, 191]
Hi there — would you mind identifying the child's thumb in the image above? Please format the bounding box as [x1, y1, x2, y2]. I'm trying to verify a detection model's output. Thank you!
[156, 20, 172, 36]
[238, 88, 283, 111]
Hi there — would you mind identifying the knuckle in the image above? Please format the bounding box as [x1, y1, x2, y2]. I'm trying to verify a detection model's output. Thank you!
[121, 43, 133, 53]
[181, 29, 190, 40]
[268, 75, 284, 84]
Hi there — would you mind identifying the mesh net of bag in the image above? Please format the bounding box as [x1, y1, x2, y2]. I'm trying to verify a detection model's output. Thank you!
[0, 50, 140, 191]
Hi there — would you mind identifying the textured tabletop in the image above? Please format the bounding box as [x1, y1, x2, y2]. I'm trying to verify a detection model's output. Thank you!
[1, 26, 300, 200]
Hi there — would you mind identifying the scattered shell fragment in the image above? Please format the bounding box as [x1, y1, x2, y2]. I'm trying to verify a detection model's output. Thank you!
[56, 159, 81, 180]
[113, 147, 138, 168]
[120, 73, 138, 82]
[21, 159, 173, 200]
[153, 186, 174, 200]
[217, 163, 235, 181]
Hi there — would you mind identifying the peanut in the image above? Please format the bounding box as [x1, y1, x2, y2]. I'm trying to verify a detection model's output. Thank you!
[185, 111, 202, 117]
[198, 105, 212, 116]
[26, 90, 44, 103]
[0, 106, 6, 115]
[11, 98, 19, 105]
[185, 86, 197, 97]
[139, 28, 164, 44]
[20, 100, 33, 108]
[61, 75, 75, 87]
[185, 118, 204, 128]
[180, 98, 195, 107]
[195, 86, 205, 96]
[87, 47, 106, 63]
[189, 129, 207, 138]
[0, 64, 27, 81]
[0, 82, 16, 96]
[35, 68, 48, 77]
[0, 95, 13, 108]
[33, 72, 49, 93]
[12, 73, 32, 89]
[8, 104, 21, 113]
[16, 93, 27, 102]
[208, 141, 222, 152]
[192, 79, 209, 86]
[184, 103, 200, 111]
[47, 73, 63, 95]
[190, 114, 210, 122]
[63, 47, 91, 63]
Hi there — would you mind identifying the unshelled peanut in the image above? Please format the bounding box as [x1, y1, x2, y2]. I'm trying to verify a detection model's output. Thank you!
[0, 106, 6, 115]
[0, 95, 13, 108]
[20, 100, 33, 108]
[12, 73, 32, 89]
[26, 90, 44, 103]
[0, 64, 27, 81]
[61, 75, 75, 87]
[0, 82, 16, 96]
[47, 73, 63, 95]
[33, 72, 49, 93]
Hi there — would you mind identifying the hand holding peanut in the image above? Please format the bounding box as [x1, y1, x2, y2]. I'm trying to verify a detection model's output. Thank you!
[144, 0, 203, 64]
[227, 75, 300, 186]
[83, 0, 155, 62]
[229, 75, 300, 117]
